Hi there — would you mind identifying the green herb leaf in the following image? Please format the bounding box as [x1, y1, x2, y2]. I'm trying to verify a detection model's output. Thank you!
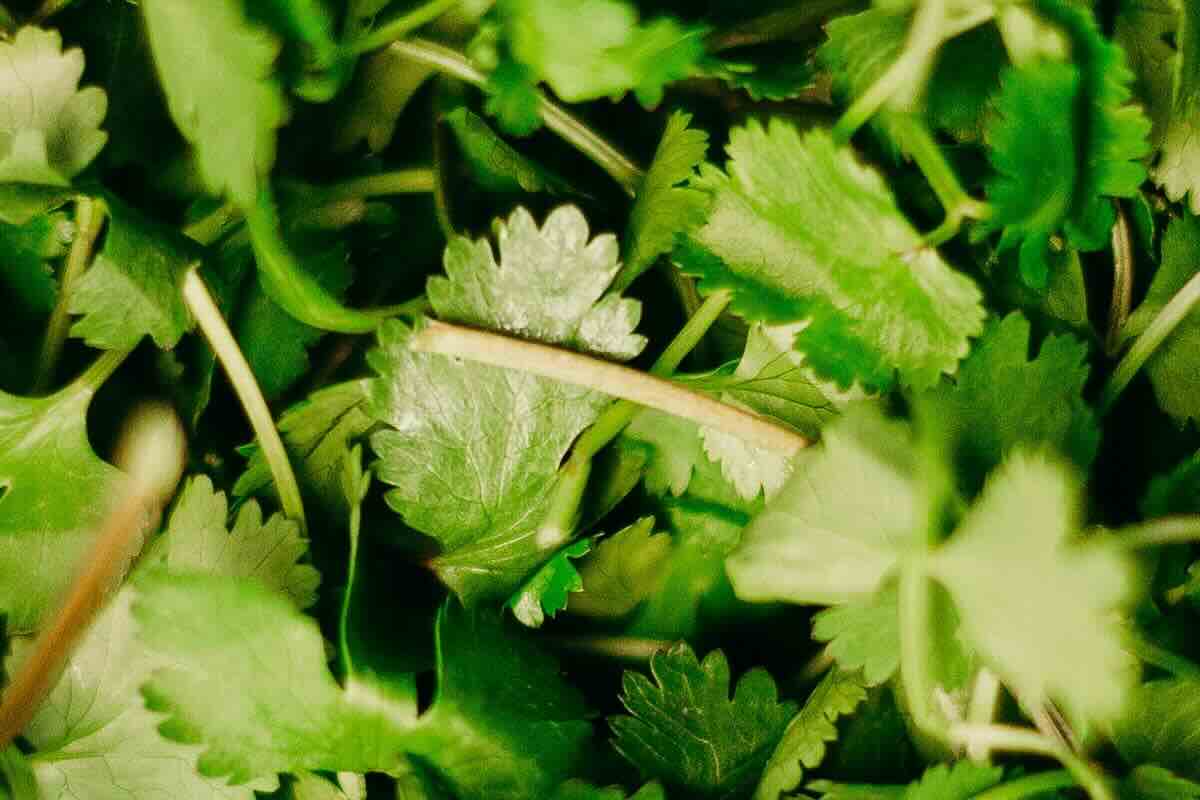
[902, 762, 1005, 800]
[0, 27, 107, 186]
[68, 195, 198, 351]
[507, 538, 591, 627]
[618, 111, 709, 290]
[679, 121, 984, 391]
[755, 669, 870, 800]
[1113, 680, 1200, 782]
[445, 107, 575, 195]
[611, 643, 796, 798]
[812, 585, 901, 687]
[726, 408, 919, 606]
[570, 517, 671, 619]
[930, 450, 1136, 721]
[141, 0, 286, 206]
[368, 206, 644, 602]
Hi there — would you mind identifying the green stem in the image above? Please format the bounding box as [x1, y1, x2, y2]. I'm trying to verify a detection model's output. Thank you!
[965, 668, 1002, 761]
[338, 480, 363, 679]
[973, 771, 1077, 800]
[893, 120, 991, 246]
[1123, 628, 1200, 679]
[341, 0, 460, 56]
[1112, 515, 1200, 549]
[530, 290, 737, 548]
[34, 196, 104, 394]
[183, 202, 241, 246]
[834, 3, 995, 141]
[389, 39, 643, 195]
[898, 559, 945, 741]
[181, 267, 307, 531]
[950, 724, 1114, 800]
[1099, 268, 1200, 414]
[328, 168, 436, 198]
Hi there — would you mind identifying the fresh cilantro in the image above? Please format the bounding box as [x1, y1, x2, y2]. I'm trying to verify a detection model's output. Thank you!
[679, 120, 985, 390]
[507, 537, 591, 627]
[141, 0, 286, 206]
[611, 643, 796, 798]
[0, 359, 128, 633]
[726, 407, 920, 606]
[618, 111, 710, 290]
[0, 26, 107, 186]
[368, 206, 644, 602]
[755, 668, 869, 800]
[930, 450, 1136, 722]
[4, 3, 1200, 799]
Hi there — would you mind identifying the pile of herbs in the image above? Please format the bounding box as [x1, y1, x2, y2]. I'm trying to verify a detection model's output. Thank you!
[2, 0, 1200, 797]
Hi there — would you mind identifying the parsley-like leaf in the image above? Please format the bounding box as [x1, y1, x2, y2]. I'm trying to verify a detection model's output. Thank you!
[930, 450, 1136, 721]
[368, 206, 644, 602]
[755, 669, 869, 800]
[1152, 0, 1200, 211]
[902, 762, 1005, 800]
[617, 111, 709, 290]
[1113, 680, 1200, 782]
[236, 379, 374, 518]
[919, 312, 1099, 491]
[0, 370, 128, 633]
[570, 517, 671, 619]
[68, 195, 198, 351]
[445, 108, 575, 196]
[0, 27, 107, 186]
[507, 538, 591, 627]
[726, 408, 920, 606]
[141, 0, 287, 206]
[611, 643, 796, 798]
[812, 585, 901, 687]
[0, 210, 69, 318]
[679, 120, 984, 391]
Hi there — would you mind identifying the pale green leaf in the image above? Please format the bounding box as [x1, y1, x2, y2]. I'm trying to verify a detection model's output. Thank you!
[570, 517, 671, 619]
[0, 27, 107, 186]
[141, 0, 287, 206]
[1113, 680, 1200, 782]
[812, 584, 901, 687]
[679, 121, 984, 390]
[726, 408, 920, 606]
[931, 451, 1136, 721]
[507, 538, 591, 627]
[369, 206, 644, 603]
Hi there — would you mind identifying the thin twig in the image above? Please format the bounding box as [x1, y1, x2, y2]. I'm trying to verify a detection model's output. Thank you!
[410, 319, 810, 454]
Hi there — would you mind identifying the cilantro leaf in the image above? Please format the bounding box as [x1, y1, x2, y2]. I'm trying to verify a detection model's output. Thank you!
[17, 591, 267, 800]
[611, 643, 796, 798]
[919, 312, 1099, 491]
[902, 762, 1005, 800]
[726, 408, 920, 606]
[1121, 765, 1200, 800]
[0, 210, 69, 318]
[930, 450, 1136, 721]
[149, 475, 319, 608]
[755, 669, 869, 800]
[399, 603, 592, 798]
[493, 0, 707, 107]
[1152, 0, 1200, 211]
[507, 538, 591, 627]
[0, 369, 129, 633]
[554, 780, 665, 800]
[16, 473, 319, 800]
[1121, 214, 1200, 423]
[1114, 0, 1177, 147]
[68, 195, 198, 351]
[700, 423, 795, 501]
[980, 2, 1151, 286]
[334, 47, 434, 153]
[0, 27, 107, 186]
[622, 408, 704, 496]
[235, 379, 374, 518]
[617, 111, 709, 290]
[141, 0, 287, 206]
[134, 571, 413, 784]
[570, 517, 671, 619]
[368, 206, 644, 603]
[1113, 680, 1200, 782]
[679, 121, 984, 391]
[812, 585, 901, 687]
